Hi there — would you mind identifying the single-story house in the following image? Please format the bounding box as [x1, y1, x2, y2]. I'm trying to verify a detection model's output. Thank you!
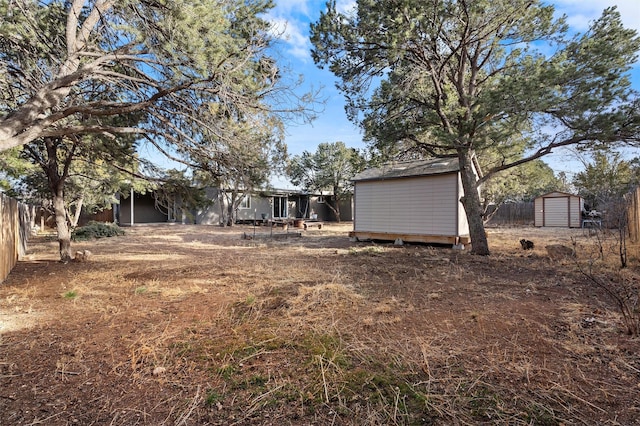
[115, 188, 353, 226]
[196, 188, 353, 225]
[534, 191, 583, 228]
[349, 157, 473, 245]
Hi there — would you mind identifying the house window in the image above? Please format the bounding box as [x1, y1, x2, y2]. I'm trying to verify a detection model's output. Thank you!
[273, 196, 287, 218]
[239, 194, 251, 209]
[317, 195, 325, 204]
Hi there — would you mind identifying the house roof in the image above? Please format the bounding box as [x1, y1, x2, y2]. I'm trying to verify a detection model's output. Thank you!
[250, 188, 332, 197]
[352, 158, 460, 182]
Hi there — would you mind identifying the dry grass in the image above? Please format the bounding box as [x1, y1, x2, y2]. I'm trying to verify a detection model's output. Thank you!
[0, 224, 638, 425]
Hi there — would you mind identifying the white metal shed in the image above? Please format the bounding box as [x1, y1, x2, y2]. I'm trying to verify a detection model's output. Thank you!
[534, 191, 583, 228]
[349, 158, 471, 245]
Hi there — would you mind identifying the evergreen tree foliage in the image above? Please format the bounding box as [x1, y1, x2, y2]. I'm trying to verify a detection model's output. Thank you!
[573, 151, 640, 210]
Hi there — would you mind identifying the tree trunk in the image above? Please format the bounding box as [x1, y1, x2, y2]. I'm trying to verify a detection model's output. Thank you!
[226, 200, 235, 227]
[225, 191, 240, 227]
[327, 198, 341, 222]
[329, 189, 342, 223]
[458, 150, 490, 255]
[41, 136, 75, 262]
[217, 191, 227, 226]
[53, 187, 73, 263]
[70, 196, 83, 228]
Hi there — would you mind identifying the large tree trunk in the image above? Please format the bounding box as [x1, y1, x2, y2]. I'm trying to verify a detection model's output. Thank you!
[52, 187, 73, 263]
[42, 136, 75, 262]
[458, 150, 490, 255]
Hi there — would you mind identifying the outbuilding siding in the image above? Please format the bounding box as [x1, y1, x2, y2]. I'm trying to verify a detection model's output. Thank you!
[354, 173, 460, 236]
[534, 197, 544, 226]
[569, 196, 582, 228]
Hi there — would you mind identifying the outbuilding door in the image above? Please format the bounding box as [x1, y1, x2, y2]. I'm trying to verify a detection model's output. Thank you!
[544, 197, 569, 227]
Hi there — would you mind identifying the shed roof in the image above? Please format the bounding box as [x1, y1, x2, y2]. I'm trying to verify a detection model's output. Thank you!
[352, 158, 459, 182]
[534, 191, 582, 199]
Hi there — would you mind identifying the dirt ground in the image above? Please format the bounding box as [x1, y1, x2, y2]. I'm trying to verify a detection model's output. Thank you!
[0, 223, 639, 425]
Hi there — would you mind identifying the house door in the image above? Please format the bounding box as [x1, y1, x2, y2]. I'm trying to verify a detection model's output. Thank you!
[273, 196, 288, 219]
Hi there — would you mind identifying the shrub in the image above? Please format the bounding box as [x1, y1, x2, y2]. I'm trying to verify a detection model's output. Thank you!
[72, 221, 125, 241]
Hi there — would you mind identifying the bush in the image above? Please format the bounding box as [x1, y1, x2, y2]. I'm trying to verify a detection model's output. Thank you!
[72, 221, 125, 241]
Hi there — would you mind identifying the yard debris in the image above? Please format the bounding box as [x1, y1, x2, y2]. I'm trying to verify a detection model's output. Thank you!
[152, 366, 167, 376]
[242, 232, 301, 240]
[545, 244, 575, 260]
[73, 249, 92, 262]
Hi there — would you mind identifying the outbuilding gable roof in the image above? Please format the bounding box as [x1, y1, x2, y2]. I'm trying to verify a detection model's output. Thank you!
[352, 158, 460, 182]
[534, 191, 582, 199]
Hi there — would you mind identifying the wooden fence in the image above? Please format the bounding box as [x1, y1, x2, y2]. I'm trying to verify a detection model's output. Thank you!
[627, 187, 640, 244]
[486, 202, 535, 226]
[0, 193, 33, 283]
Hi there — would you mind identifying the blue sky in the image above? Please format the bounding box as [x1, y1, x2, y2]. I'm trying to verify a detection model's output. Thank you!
[265, 0, 640, 187]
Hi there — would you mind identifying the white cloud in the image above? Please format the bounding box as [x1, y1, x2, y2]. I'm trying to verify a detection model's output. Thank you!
[265, 0, 361, 63]
[335, 0, 357, 15]
[268, 16, 312, 62]
[552, 0, 640, 32]
[272, 0, 310, 17]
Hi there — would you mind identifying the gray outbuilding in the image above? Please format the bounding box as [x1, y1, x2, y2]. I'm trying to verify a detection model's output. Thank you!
[350, 158, 472, 245]
[534, 191, 584, 228]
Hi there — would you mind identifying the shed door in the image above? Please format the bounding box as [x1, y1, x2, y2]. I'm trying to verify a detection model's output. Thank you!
[544, 197, 569, 227]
